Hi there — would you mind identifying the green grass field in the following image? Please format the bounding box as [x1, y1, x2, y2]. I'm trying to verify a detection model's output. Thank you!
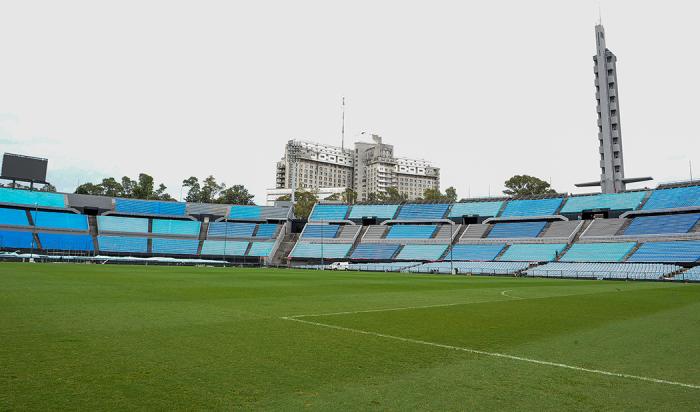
[1, 263, 699, 410]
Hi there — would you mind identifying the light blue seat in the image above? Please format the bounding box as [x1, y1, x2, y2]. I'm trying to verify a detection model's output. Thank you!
[643, 186, 700, 210]
[627, 241, 700, 263]
[675, 266, 700, 281]
[229, 205, 262, 220]
[301, 225, 340, 239]
[624, 213, 700, 236]
[527, 262, 679, 280]
[449, 201, 503, 218]
[254, 224, 279, 238]
[151, 238, 199, 255]
[97, 216, 149, 233]
[309, 205, 349, 221]
[448, 244, 505, 261]
[200, 240, 249, 256]
[31, 211, 88, 231]
[408, 261, 529, 275]
[0, 208, 29, 226]
[0, 188, 65, 208]
[115, 198, 185, 216]
[207, 222, 256, 238]
[487, 221, 546, 238]
[97, 236, 148, 253]
[0, 230, 34, 248]
[500, 198, 563, 217]
[560, 242, 635, 262]
[152, 219, 201, 236]
[561, 192, 647, 213]
[498, 243, 566, 262]
[248, 242, 275, 257]
[39, 233, 93, 251]
[386, 225, 437, 239]
[350, 243, 401, 260]
[346, 262, 422, 272]
[395, 244, 448, 260]
[396, 204, 449, 220]
[348, 204, 399, 219]
[289, 243, 352, 259]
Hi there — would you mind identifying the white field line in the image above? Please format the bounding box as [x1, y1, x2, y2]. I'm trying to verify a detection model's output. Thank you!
[281, 316, 700, 390]
[500, 289, 524, 300]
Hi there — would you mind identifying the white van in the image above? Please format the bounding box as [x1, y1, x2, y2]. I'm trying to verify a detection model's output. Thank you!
[328, 262, 350, 271]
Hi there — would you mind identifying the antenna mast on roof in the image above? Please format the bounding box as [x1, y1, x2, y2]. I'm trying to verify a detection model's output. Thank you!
[341, 96, 345, 150]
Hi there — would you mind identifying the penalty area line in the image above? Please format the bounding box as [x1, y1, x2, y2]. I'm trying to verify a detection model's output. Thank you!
[280, 316, 700, 390]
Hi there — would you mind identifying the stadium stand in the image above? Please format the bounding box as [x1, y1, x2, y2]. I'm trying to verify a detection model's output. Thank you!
[627, 240, 700, 263]
[674, 266, 700, 281]
[500, 198, 562, 217]
[498, 243, 566, 262]
[448, 201, 503, 218]
[642, 185, 700, 210]
[348, 204, 399, 220]
[395, 244, 448, 260]
[151, 238, 200, 255]
[624, 213, 700, 236]
[0, 208, 29, 226]
[115, 198, 186, 216]
[345, 262, 422, 272]
[526, 262, 680, 280]
[386, 225, 437, 239]
[97, 236, 148, 253]
[581, 218, 627, 237]
[459, 224, 490, 240]
[289, 243, 352, 259]
[309, 204, 349, 221]
[301, 224, 340, 239]
[151, 219, 201, 236]
[396, 204, 449, 220]
[559, 242, 635, 262]
[254, 224, 280, 238]
[38, 233, 93, 251]
[0, 188, 65, 208]
[0, 230, 35, 248]
[448, 244, 505, 261]
[97, 216, 149, 233]
[247, 242, 275, 257]
[488, 221, 547, 238]
[336, 225, 361, 241]
[539, 221, 582, 240]
[350, 243, 401, 260]
[207, 222, 256, 238]
[229, 205, 289, 221]
[408, 261, 529, 275]
[560, 191, 647, 214]
[362, 225, 388, 241]
[200, 240, 249, 256]
[31, 211, 88, 231]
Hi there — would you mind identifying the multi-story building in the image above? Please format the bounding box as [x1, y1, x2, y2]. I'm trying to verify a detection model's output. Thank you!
[267, 134, 440, 204]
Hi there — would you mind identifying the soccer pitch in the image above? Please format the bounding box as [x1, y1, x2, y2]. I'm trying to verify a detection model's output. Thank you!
[1, 263, 699, 410]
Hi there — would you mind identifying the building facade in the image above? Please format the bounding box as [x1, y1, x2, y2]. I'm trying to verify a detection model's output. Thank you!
[268, 134, 439, 204]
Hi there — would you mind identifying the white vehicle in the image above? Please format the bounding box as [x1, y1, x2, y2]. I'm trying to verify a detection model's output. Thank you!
[328, 262, 350, 271]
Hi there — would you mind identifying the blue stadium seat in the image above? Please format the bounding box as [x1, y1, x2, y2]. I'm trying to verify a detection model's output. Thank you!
[350, 243, 401, 260]
[396, 204, 449, 220]
[642, 186, 700, 210]
[289, 243, 352, 259]
[151, 238, 200, 255]
[627, 241, 700, 263]
[498, 243, 566, 262]
[487, 221, 546, 238]
[247, 242, 275, 257]
[395, 244, 448, 260]
[115, 198, 186, 216]
[527, 262, 679, 280]
[31, 211, 88, 231]
[0, 208, 29, 226]
[447, 244, 505, 261]
[200, 240, 249, 256]
[229, 205, 262, 220]
[254, 224, 279, 238]
[309, 205, 349, 221]
[39, 233, 94, 251]
[348, 204, 399, 219]
[560, 242, 635, 262]
[560, 192, 647, 214]
[152, 219, 201, 236]
[675, 266, 700, 281]
[624, 213, 700, 236]
[0, 230, 34, 248]
[301, 225, 340, 239]
[408, 261, 529, 275]
[97, 236, 148, 253]
[207, 222, 256, 238]
[97, 216, 149, 233]
[500, 198, 563, 217]
[386, 225, 437, 239]
[448, 201, 503, 218]
[0, 188, 65, 208]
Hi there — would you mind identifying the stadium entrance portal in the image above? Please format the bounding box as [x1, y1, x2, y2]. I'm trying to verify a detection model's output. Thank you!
[362, 217, 377, 226]
[462, 216, 478, 225]
[582, 209, 609, 220]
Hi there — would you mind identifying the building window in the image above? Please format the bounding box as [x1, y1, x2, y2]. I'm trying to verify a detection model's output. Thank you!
[614, 151, 619, 159]
[615, 165, 620, 173]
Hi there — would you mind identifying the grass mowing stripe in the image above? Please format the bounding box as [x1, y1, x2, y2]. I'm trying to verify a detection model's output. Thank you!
[282, 316, 700, 390]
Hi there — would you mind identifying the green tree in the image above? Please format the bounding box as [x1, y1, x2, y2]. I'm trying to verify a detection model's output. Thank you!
[182, 176, 201, 202]
[101, 177, 123, 197]
[74, 173, 172, 200]
[200, 175, 224, 203]
[341, 188, 358, 204]
[384, 187, 408, 203]
[422, 186, 458, 202]
[217, 185, 255, 205]
[445, 186, 458, 202]
[75, 182, 104, 195]
[503, 175, 557, 197]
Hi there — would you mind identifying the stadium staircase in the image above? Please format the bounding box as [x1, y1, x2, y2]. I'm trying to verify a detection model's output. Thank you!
[554, 220, 592, 262]
[87, 215, 99, 252]
[197, 221, 209, 255]
[493, 244, 510, 261]
[453, 224, 468, 242]
[614, 218, 633, 236]
[351, 225, 369, 251]
[271, 233, 298, 266]
[637, 190, 654, 210]
[620, 242, 642, 262]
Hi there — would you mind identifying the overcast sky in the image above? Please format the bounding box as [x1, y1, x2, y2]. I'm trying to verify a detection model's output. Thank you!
[1, 0, 698, 204]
